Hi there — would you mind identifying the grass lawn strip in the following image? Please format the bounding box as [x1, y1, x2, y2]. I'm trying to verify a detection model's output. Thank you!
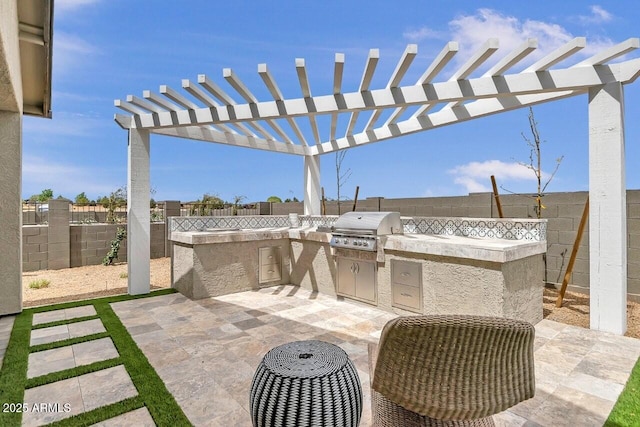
[95, 301, 191, 426]
[44, 396, 144, 427]
[0, 311, 32, 427]
[0, 289, 190, 427]
[26, 358, 122, 389]
[31, 315, 100, 330]
[605, 355, 640, 426]
[30, 332, 110, 353]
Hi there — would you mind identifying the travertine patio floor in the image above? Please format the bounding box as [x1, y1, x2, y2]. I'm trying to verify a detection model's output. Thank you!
[112, 286, 640, 426]
[2, 286, 640, 426]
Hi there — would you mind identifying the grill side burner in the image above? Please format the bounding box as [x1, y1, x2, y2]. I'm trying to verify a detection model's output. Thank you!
[329, 212, 403, 252]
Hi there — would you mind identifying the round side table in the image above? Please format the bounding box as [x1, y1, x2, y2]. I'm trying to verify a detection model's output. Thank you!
[250, 340, 362, 427]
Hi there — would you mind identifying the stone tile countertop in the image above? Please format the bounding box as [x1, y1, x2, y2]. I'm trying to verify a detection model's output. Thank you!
[170, 227, 546, 263]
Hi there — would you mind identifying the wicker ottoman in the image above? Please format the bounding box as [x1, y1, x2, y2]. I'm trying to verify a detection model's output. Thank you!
[250, 340, 362, 427]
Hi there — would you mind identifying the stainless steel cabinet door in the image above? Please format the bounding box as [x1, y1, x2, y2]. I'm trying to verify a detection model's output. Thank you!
[354, 261, 376, 303]
[337, 258, 356, 297]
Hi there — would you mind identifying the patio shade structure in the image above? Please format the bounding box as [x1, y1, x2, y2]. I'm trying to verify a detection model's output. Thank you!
[115, 37, 640, 335]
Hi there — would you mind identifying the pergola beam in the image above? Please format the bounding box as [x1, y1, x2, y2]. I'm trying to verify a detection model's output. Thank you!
[345, 48, 379, 137]
[331, 53, 345, 142]
[311, 89, 581, 155]
[365, 44, 418, 131]
[116, 59, 640, 135]
[224, 68, 293, 144]
[386, 41, 459, 126]
[524, 37, 586, 72]
[152, 125, 307, 155]
[258, 63, 309, 146]
[296, 58, 321, 144]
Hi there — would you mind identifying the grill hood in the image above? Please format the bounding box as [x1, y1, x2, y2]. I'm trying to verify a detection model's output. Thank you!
[333, 212, 403, 236]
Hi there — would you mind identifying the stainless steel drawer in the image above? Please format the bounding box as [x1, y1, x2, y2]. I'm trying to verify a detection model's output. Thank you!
[259, 263, 281, 283]
[392, 283, 422, 312]
[391, 260, 421, 287]
[259, 247, 280, 266]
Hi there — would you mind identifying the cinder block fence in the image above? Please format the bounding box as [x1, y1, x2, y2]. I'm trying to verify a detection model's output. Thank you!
[21, 192, 640, 300]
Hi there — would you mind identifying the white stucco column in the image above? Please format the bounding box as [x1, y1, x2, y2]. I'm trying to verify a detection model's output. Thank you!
[588, 82, 627, 335]
[0, 111, 22, 315]
[127, 128, 151, 295]
[304, 155, 321, 215]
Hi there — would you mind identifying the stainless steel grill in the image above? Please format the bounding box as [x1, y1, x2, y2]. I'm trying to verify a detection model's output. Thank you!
[329, 212, 403, 252]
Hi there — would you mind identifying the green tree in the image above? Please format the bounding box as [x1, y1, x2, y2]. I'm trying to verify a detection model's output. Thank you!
[29, 189, 54, 203]
[191, 193, 224, 215]
[102, 187, 127, 224]
[75, 192, 90, 205]
[267, 196, 282, 203]
[232, 195, 246, 216]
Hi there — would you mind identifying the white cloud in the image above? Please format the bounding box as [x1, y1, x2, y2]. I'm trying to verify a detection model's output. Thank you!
[23, 111, 109, 139]
[578, 5, 614, 24]
[448, 160, 536, 193]
[403, 27, 442, 42]
[23, 156, 117, 198]
[53, 32, 98, 75]
[442, 8, 615, 72]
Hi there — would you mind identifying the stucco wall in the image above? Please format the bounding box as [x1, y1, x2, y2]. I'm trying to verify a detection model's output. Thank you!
[290, 240, 543, 324]
[172, 239, 291, 299]
[0, 111, 22, 315]
[275, 190, 640, 299]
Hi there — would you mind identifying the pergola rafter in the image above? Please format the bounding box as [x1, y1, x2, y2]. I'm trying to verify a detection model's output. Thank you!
[116, 37, 640, 336]
[115, 38, 640, 155]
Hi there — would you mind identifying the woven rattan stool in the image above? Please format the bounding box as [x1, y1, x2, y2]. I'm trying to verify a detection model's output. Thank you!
[250, 340, 362, 427]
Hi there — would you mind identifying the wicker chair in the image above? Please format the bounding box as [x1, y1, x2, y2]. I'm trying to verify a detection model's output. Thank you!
[369, 315, 535, 427]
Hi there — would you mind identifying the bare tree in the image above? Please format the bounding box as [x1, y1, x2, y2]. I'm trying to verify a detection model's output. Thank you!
[335, 151, 352, 215]
[522, 107, 563, 218]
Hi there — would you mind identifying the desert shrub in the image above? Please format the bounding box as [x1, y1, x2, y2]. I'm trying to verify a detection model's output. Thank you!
[29, 279, 50, 289]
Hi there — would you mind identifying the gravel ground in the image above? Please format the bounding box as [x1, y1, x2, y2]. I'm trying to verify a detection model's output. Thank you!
[22, 258, 640, 339]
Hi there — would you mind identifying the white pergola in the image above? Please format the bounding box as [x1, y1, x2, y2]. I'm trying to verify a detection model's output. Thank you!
[115, 37, 640, 335]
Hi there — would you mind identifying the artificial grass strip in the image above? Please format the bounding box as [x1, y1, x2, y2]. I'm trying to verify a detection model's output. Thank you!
[94, 302, 192, 426]
[605, 355, 640, 427]
[1, 288, 184, 426]
[0, 311, 32, 427]
[26, 358, 122, 389]
[32, 315, 100, 330]
[27, 288, 177, 314]
[30, 332, 110, 353]
[43, 395, 145, 427]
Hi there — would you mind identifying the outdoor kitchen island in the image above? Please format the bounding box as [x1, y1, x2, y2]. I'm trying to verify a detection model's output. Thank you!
[169, 214, 547, 325]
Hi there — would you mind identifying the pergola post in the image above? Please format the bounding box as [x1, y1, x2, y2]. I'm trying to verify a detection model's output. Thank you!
[588, 82, 627, 335]
[127, 128, 151, 295]
[304, 155, 321, 215]
[0, 111, 23, 315]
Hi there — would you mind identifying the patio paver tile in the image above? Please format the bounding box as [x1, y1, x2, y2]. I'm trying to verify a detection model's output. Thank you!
[78, 365, 137, 412]
[27, 345, 75, 378]
[67, 318, 106, 339]
[64, 305, 97, 320]
[89, 407, 155, 427]
[32, 310, 66, 326]
[29, 324, 69, 346]
[22, 377, 84, 426]
[73, 337, 119, 366]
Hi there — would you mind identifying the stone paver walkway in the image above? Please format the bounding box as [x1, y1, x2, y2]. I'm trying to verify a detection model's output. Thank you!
[4, 286, 640, 426]
[110, 286, 640, 427]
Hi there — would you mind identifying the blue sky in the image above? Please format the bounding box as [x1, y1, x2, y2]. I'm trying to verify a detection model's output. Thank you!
[22, 0, 640, 203]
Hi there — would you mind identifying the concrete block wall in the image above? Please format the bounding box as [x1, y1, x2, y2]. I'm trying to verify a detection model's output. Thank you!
[22, 226, 49, 271]
[23, 223, 166, 271]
